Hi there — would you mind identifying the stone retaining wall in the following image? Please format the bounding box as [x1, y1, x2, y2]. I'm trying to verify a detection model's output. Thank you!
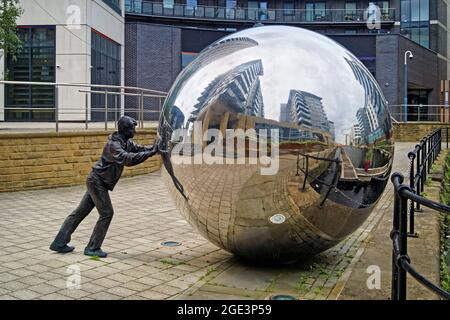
[0, 130, 161, 192]
[393, 122, 450, 142]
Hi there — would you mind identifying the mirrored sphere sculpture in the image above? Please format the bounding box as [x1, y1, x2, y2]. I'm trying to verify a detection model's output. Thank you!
[158, 26, 394, 263]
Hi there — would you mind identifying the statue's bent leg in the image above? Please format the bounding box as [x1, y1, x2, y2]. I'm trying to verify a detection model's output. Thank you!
[52, 191, 95, 247]
[85, 178, 114, 251]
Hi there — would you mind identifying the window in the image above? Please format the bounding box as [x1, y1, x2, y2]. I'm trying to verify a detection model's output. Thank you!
[185, 0, 197, 16]
[407, 89, 429, 121]
[248, 1, 268, 20]
[163, 0, 174, 9]
[186, 0, 197, 8]
[5, 27, 56, 121]
[370, 1, 390, 15]
[345, 2, 357, 20]
[102, 0, 122, 14]
[283, 1, 295, 16]
[91, 30, 121, 121]
[125, 0, 142, 13]
[400, 0, 429, 48]
[181, 52, 198, 69]
[306, 2, 326, 21]
[226, 0, 236, 19]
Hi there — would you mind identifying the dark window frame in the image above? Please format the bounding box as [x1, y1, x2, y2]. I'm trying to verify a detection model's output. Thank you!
[5, 26, 56, 121]
[91, 29, 122, 122]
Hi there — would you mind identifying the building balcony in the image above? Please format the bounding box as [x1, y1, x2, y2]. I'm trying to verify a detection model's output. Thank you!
[125, 1, 396, 25]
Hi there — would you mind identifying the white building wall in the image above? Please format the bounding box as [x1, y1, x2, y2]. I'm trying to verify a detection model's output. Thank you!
[1, 0, 124, 121]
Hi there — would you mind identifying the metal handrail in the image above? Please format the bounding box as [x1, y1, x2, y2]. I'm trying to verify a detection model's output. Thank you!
[406, 128, 442, 236]
[125, 1, 396, 23]
[391, 173, 450, 300]
[0, 80, 167, 95]
[0, 80, 167, 131]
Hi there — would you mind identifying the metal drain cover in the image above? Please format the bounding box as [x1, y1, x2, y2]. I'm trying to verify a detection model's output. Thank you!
[268, 294, 297, 300]
[161, 241, 182, 247]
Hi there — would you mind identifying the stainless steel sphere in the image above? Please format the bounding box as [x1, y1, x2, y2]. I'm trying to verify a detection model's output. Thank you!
[158, 26, 393, 263]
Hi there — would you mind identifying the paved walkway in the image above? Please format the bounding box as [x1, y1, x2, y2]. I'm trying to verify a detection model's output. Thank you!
[0, 142, 436, 300]
[338, 148, 444, 300]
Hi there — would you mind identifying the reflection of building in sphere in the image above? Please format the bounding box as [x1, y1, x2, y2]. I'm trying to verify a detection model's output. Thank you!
[159, 26, 394, 263]
[350, 124, 362, 145]
[189, 59, 264, 123]
[163, 37, 259, 120]
[169, 106, 185, 130]
[286, 90, 335, 142]
[345, 57, 388, 145]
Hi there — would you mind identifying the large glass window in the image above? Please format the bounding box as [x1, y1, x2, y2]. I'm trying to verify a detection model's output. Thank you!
[284, 1, 295, 15]
[163, 0, 174, 9]
[345, 2, 357, 20]
[401, 0, 429, 48]
[5, 27, 56, 121]
[306, 2, 326, 21]
[91, 30, 121, 121]
[125, 0, 142, 13]
[248, 1, 268, 20]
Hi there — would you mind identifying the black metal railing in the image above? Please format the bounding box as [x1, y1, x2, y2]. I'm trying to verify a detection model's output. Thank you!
[406, 129, 442, 236]
[390, 128, 450, 300]
[125, 1, 396, 24]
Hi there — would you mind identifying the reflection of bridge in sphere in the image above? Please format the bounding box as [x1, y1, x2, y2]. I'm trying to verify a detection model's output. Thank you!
[162, 147, 390, 262]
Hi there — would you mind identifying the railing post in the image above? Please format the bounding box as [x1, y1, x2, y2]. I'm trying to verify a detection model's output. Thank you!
[398, 191, 409, 300]
[302, 156, 309, 191]
[447, 127, 448, 149]
[140, 90, 144, 129]
[423, 137, 427, 186]
[431, 133, 434, 162]
[85, 93, 89, 130]
[159, 97, 162, 119]
[408, 153, 417, 237]
[104, 89, 108, 131]
[439, 129, 442, 155]
[55, 85, 59, 132]
[114, 95, 118, 129]
[428, 136, 432, 173]
[391, 174, 402, 300]
[416, 143, 422, 211]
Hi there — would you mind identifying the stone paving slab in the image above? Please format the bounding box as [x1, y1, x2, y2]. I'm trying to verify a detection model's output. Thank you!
[0, 142, 427, 300]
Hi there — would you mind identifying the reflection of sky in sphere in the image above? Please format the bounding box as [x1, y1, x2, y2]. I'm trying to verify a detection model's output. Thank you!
[174, 26, 379, 144]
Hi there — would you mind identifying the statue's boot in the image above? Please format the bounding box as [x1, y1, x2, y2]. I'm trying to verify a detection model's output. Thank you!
[84, 248, 107, 258]
[49, 243, 75, 253]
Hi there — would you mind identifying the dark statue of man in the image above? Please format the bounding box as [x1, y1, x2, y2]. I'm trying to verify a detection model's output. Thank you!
[50, 116, 158, 258]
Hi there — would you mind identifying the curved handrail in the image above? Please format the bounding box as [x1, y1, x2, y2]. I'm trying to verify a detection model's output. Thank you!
[391, 172, 450, 300]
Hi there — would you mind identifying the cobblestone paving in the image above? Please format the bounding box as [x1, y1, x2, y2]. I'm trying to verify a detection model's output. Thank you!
[0, 143, 413, 300]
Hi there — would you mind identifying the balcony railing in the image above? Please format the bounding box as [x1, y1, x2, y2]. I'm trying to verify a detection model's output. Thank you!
[125, 1, 395, 24]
